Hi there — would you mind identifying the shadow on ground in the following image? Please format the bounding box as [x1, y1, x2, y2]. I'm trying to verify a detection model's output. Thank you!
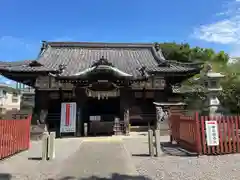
[160, 142, 198, 157]
[138, 133, 147, 136]
[131, 153, 150, 157]
[0, 173, 12, 180]
[48, 173, 151, 180]
[28, 157, 43, 161]
[0, 173, 151, 180]
[131, 141, 198, 157]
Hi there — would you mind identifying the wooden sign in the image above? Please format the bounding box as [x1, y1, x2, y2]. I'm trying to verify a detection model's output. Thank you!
[205, 121, 219, 146]
[86, 89, 120, 99]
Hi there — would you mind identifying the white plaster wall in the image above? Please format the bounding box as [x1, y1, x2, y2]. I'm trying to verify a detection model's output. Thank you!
[0, 89, 21, 111]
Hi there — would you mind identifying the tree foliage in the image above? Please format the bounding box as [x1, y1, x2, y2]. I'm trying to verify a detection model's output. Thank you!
[159, 42, 229, 65]
[158, 42, 239, 113]
[220, 62, 240, 113]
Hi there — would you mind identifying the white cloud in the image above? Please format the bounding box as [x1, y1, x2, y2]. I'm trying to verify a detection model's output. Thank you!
[193, 0, 240, 45]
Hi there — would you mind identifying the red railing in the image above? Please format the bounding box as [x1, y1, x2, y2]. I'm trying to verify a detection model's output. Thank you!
[170, 113, 201, 153]
[0, 115, 31, 160]
[170, 112, 240, 155]
[199, 115, 240, 155]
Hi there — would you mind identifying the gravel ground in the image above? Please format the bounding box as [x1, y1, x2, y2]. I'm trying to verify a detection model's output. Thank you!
[123, 135, 240, 180]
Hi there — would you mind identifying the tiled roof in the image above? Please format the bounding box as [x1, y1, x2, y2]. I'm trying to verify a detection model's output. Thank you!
[0, 41, 201, 78]
[0, 60, 32, 67]
[0, 60, 56, 72]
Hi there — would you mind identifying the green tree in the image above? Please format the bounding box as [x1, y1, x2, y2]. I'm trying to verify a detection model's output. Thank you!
[159, 42, 191, 62]
[158, 42, 239, 113]
[159, 42, 229, 66]
[220, 61, 240, 113]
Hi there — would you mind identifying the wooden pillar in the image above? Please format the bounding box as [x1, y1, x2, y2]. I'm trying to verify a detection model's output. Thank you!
[75, 87, 87, 137]
[58, 88, 63, 137]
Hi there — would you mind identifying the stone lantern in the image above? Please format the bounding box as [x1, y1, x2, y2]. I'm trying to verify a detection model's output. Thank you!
[201, 64, 225, 116]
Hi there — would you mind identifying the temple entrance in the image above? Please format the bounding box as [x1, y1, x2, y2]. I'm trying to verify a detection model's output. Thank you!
[85, 97, 120, 136]
[87, 97, 120, 119]
[46, 98, 62, 137]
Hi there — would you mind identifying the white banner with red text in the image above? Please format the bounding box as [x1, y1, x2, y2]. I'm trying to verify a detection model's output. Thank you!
[60, 102, 77, 133]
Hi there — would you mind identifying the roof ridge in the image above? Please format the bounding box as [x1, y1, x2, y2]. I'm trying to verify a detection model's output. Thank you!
[0, 60, 33, 67]
[43, 41, 168, 65]
[45, 41, 155, 48]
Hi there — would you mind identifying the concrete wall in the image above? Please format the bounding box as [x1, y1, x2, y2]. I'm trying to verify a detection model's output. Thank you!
[0, 88, 21, 113]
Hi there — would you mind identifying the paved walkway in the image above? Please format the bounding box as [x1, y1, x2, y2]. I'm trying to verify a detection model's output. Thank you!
[3, 134, 240, 179]
[54, 139, 140, 179]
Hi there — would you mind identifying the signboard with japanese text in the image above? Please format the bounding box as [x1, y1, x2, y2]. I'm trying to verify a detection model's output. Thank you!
[60, 102, 77, 133]
[205, 120, 219, 146]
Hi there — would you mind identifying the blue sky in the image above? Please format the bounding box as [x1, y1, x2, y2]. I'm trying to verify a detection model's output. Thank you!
[0, 0, 239, 83]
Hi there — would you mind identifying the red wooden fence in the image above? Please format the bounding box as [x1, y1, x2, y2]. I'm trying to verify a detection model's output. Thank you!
[170, 112, 240, 155]
[199, 115, 240, 155]
[0, 115, 31, 160]
[170, 113, 201, 153]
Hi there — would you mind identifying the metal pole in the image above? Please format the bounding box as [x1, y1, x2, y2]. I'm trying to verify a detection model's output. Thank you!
[148, 129, 154, 157]
[48, 132, 56, 160]
[154, 129, 161, 157]
[41, 132, 49, 161]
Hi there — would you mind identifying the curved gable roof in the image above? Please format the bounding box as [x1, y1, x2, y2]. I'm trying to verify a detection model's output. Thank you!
[0, 41, 202, 78]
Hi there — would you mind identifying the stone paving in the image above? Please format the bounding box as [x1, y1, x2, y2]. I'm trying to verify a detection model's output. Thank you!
[1, 135, 240, 179]
[54, 140, 143, 180]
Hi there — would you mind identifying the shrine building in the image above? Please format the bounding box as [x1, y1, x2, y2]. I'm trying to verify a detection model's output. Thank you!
[0, 41, 202, 137]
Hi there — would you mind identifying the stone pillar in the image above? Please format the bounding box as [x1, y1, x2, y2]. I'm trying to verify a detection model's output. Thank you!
[48, 131, 56, 160]
[154, 129, 161, 157]
[120, 88, 132, 135]
[124, 108, 130, 135]
[148, 129, 154, 156]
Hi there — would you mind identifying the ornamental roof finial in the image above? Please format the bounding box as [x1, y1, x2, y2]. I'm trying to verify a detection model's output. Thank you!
[154, 43, 160, 52]
[91, 56, 113, 67]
